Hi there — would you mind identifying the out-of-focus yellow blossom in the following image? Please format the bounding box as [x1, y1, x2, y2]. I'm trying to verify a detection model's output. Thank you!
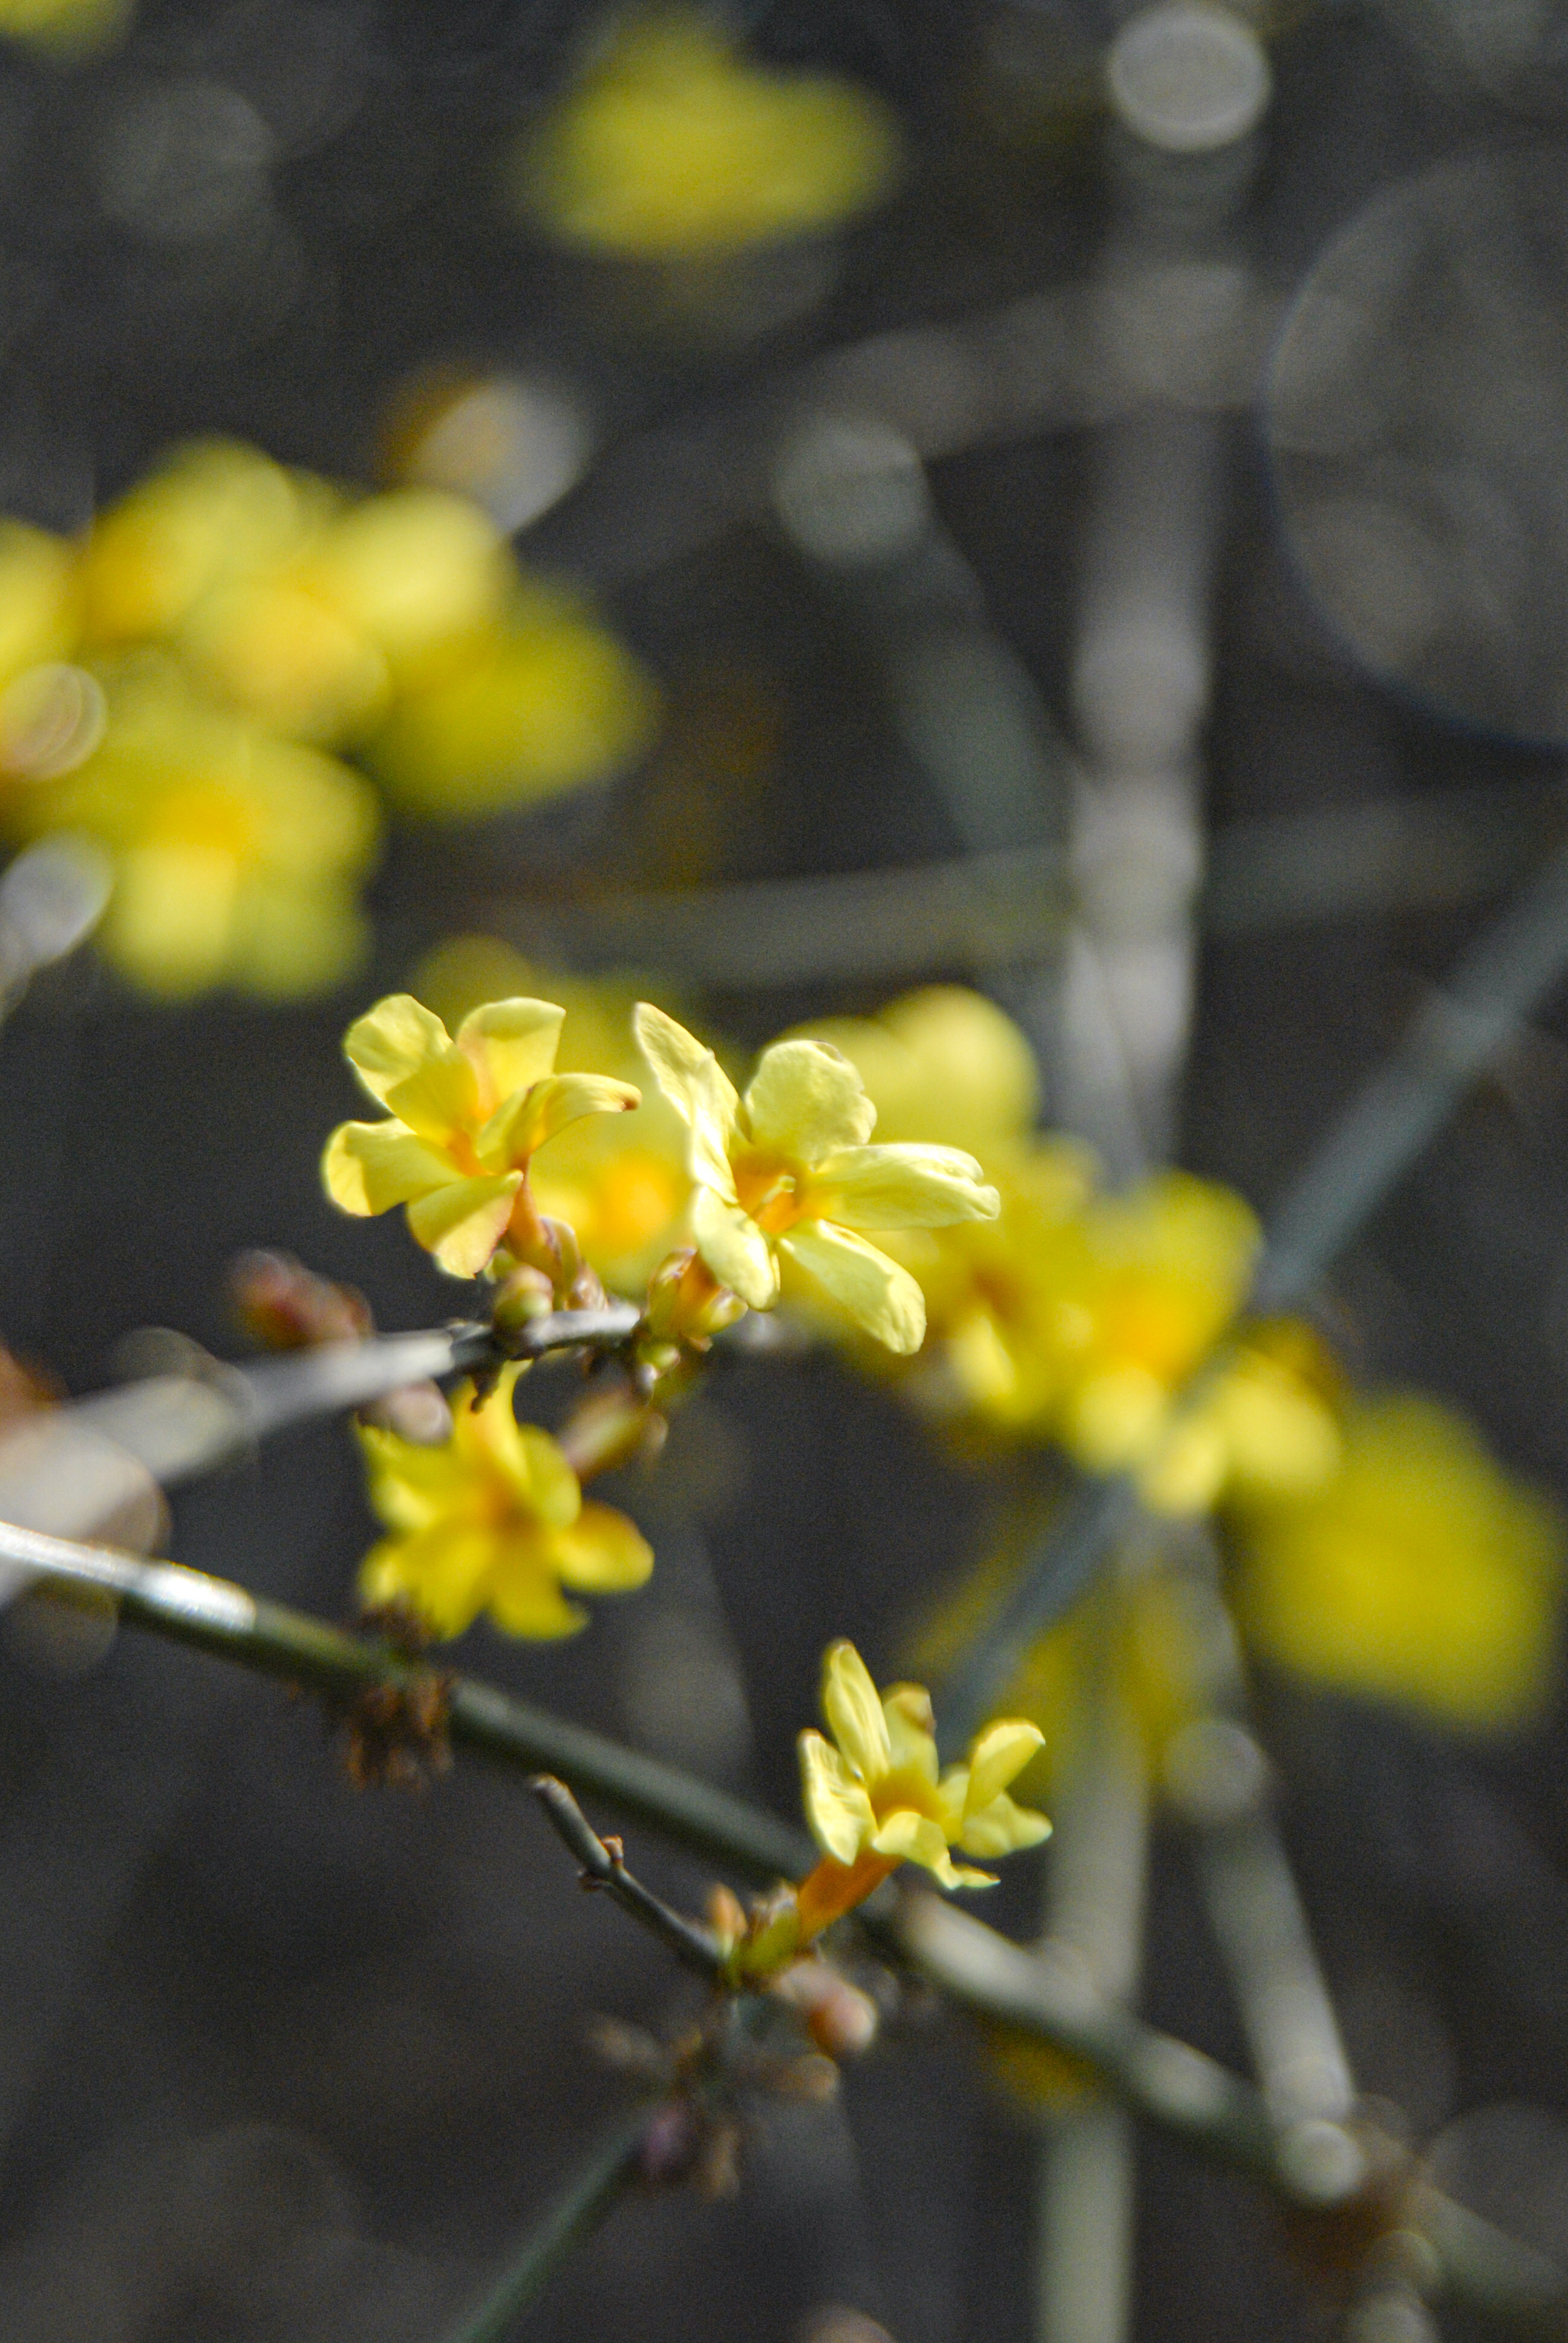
[322, 989, 639, 1279]
[1231, 1393, 1567, 1733]
[80, 441, 321, 650]
[359, 1363, 653, 1639]
[791, 986, 1041, 1158]
[5, 662, 377, 998]
[370, 583, 660, 818]
[76, 438, 658, 814]
[796, 1639, 1049, 1928]
[0, 524, 79, 693]
[414, 937, 694, 1289]
[518, 11, 903, 259]
[1138, 1321, 1343, 1516]
[906, 1522, 1211, 1800]
[0, 0, 129, 56]
[634, 1002, 1001, 1354]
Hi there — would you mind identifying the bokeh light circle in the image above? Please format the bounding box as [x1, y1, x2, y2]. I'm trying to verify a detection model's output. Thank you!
[1267, 147, 1568, 746]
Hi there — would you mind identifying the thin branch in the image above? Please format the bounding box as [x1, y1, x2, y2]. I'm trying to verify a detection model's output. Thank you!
[939, 831, 1568, 1746]
[0, 1308, 645, 1526]
[531, 1775, 728, 1981]
[440, 2106, 654, 2343]
[3, 1515, 1563, 2333]
[0, 1516, 808, 1882]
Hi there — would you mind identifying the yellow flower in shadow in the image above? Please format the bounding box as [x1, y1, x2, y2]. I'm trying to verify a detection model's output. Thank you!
[1232, 1392, 1566, 1733]
[797, 1639, 1050, 1927]
[322, 989, 640, 1279]
[359, 1364, 653, 1639]
[518, 11, 903, 259]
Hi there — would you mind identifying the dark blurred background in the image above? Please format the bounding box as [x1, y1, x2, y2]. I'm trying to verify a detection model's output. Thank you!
[3, 1, 1568, 2338]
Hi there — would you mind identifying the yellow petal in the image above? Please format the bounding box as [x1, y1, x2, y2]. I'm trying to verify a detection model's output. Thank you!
[510, 1420, 584, 1532]
[821, 1638, 891, 1781]
[809, 1142, 1000, 1231]
[956, 1790, 1052, 1861]
[552, 1501, 654, 1591]
[321, 1119, 458, 1216]
[690, 1184, 778, 1309]
[779, 1221, 925, 1354]
[869, 1806, 965, 1884]
[381, 1052, 481, 1146]
[344, 992, 459, 1107]
[486, 1556, 589, 1639]
[356, 1422, 469, 1530]
[456, 995, 564, 1112]
[106, 842, 241, 997]
[799, 1729, 876, 1864]
[477, 1070, 640, 1170]
[744, 1038, 874, 1161]
[882, 1683, 939, 1783]
[633, 1002, 738, 1191]
[965, 1717, 1046, 1812]
[358, 1525, 496, 1639]
[405, 1172, 522, 1277]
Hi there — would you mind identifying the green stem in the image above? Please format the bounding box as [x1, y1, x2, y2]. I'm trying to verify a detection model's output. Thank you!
[441, 2106, 653, 2343]
[0, 1518, 808, 1883]
[5, 1518, 1565, 2334]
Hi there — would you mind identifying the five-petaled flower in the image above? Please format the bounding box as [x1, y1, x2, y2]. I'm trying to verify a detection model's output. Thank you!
[795, 1640, 1049, 1929]
[322, 992, 639, 1278]
[358, 1364, 653, 1639]
[633, 1003, 1000, 1355]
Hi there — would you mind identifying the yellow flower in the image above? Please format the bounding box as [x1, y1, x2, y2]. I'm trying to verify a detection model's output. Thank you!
[414, 939, 697, 1290]
[633, 1003, 1001, 1354]
[370, 583, 660, 819]
[4, 660, 378, 998]
[0, 0, 129, 54]
[798, 1639, 1050, 1904]
[358, 1364, 653, 1638]
[790, 986, 1041, 1156]
[0, 522, 79, 691]
[1231, 1393, 1567, 1734]
[322, 989, 639, 1279]
[517, 11, 903, 260]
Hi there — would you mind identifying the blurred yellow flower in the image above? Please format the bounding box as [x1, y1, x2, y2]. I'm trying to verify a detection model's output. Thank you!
[4, 661, 378, 998]
[0, 0, 130, 58]
[518, 11, 903, 258]
[635, 1002, 1000, 1353]
[75, 439, 658, 819]
[322, 989, 639, 1278]
[797, 1639, 1049, 1923]
[1231, 1393, 1567, 1733]
[370, 585, 660, 818]
[791, 986, 1041, 1158]
[414, 938, 695, 1290]
[0, 523, 79, 693]
[359, 1363, 653, 1639]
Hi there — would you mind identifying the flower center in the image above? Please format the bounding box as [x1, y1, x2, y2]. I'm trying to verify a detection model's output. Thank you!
[732, 1146, 805, 1234]
[869, 1766, 945, 1827]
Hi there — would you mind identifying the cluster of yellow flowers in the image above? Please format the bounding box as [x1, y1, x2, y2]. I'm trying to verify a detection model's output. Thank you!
[317, 968, 1567, 1765]
[515, 11, 903, 260]
[0, 442, 658, 998]
[793, 988, 1339, 1514]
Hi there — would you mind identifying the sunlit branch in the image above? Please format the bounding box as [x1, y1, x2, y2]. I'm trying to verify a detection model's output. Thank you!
[0, 1308, 646, 1535]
